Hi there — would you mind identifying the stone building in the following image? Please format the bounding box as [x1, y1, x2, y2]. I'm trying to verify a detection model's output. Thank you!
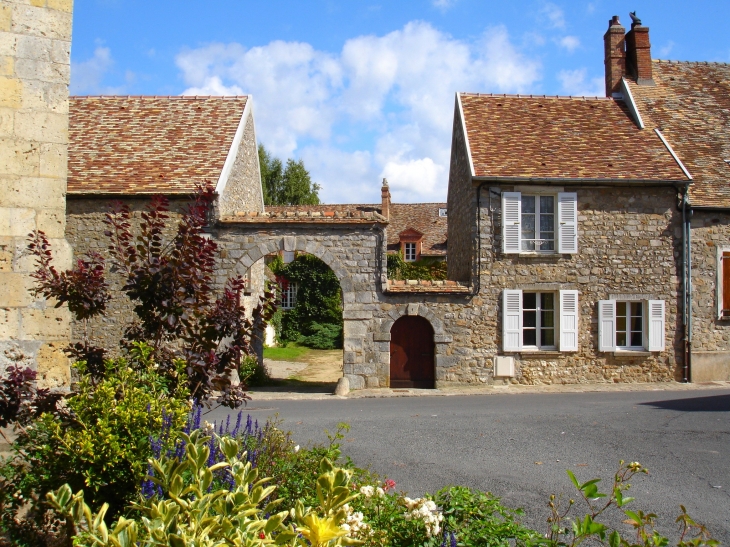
[0, 0, 74, 388]
[624, 27, 730, 382]
[66, 95, 266, 352]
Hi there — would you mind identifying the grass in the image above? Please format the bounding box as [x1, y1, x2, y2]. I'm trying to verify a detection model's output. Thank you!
[263, 344, 311, 362]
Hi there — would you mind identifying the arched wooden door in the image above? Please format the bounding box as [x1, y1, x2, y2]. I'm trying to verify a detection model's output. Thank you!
[390, 316, 435, 388]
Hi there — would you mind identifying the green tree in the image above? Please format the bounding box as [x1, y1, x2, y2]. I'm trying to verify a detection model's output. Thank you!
[258, 144, 321, 206]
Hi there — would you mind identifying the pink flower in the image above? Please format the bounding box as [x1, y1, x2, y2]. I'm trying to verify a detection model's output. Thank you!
[383, 479, 396, 492]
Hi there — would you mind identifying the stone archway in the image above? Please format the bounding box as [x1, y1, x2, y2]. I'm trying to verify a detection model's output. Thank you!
[232, 236, 360, 383]
[378, 303, 452, 388]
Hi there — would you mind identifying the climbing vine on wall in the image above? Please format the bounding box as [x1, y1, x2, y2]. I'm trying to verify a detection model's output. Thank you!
[387, 253, 447, 281]
[269, 254, 343, 349]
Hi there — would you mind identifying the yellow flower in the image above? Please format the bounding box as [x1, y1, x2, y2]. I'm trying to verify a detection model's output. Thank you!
[298, 514, 349, 546]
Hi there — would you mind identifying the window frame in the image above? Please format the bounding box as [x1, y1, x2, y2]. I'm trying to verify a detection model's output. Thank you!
[404, 242, 417, 262]
[279, 282, 298, 310]
[520, 195, 556, 253]
[502, 289, 579, 352]
[501, 190, 578, 255]
[716, 246, 730, 320]
[615, 301, 644, 350]
[598, 299, 665, 353]
[521, 291, 557, 350]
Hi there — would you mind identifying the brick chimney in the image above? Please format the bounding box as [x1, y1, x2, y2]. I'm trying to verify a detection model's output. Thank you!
[381, 178, 391, 220]
[625, 17, 654, 85]
[603, 15, 626, 97]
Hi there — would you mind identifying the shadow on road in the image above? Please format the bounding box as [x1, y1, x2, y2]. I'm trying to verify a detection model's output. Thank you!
[640, 393, 730, 412]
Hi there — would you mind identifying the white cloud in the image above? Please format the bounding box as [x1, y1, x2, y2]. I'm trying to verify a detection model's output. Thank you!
[557, 35, 580, 52]
[432, 0, 457, 10]
[658, 41, 675, 58]
[71, 46, 120, 94]
[176, 21, 541, 203]
[557, 68, 604, 97]
[539, 2, 566, 29]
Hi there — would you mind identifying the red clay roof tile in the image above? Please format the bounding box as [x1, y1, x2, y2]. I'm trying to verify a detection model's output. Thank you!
[68, 96, 247, 194]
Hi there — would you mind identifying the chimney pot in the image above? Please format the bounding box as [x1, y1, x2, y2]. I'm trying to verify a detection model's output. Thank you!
[381, 178, 391, 220]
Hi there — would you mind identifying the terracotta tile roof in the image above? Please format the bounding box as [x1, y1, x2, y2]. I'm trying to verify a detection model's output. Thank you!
[387, 203, 447, 256]
[459, 93, 687, 181]
[627, 61, 730, 207]
[68, 96, 247, 194]
[229, 203, 448, 256]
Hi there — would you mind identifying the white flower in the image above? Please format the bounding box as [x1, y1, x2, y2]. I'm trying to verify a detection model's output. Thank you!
[359, 485, 374, 497]
[294, 445, 300, 452]
[376, 487, 385, 497]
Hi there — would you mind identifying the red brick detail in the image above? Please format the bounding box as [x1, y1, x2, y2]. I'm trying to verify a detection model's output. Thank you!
[604, 16, 626, 96]
[626, 26, 653, 84]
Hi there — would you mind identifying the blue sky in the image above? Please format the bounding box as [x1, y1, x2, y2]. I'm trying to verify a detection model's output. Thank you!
[71, 0, 730, 203]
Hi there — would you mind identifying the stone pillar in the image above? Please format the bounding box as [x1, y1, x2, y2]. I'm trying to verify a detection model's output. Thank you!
[0, 0, 74, 388]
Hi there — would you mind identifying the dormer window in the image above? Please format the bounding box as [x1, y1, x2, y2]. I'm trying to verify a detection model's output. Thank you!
[404, 242, 417, 262]
[398, 227, 424, 263]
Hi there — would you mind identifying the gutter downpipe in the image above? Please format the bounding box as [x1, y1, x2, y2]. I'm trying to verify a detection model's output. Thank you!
[681, 187, 689, 382]
[687, 191, 693, 382]
[474, 182, 489, 296]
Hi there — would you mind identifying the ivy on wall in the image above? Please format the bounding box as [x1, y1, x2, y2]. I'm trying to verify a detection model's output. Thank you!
[269, 254, 343, 349]
[386, 253, 447, 281]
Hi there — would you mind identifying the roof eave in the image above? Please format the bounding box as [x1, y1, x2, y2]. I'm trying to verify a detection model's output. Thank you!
[471, 176, 688, 186]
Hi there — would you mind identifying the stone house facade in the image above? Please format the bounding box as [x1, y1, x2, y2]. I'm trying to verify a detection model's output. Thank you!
[60, 13, 730, 389]
[66, 95, 266, 354]
[0, 0, 74, 388]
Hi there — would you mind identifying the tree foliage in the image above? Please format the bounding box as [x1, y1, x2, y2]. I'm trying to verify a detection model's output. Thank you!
[259, 144, 321, 206]
[270, 254, 343, 349]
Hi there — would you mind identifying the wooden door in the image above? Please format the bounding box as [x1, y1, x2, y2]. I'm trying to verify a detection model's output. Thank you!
[390, 316, 435, 388]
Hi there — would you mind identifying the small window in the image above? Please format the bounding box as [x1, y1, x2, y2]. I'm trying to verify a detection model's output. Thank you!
[521, 195, 555, 252]
[598, 299, 665, 352]
[280, 282, 298, 310]
[720, 251, 730, 318]
[616, 301, 643, 349]
[404, 242, 417, 262]
[438, 208, 447, 217]
[522, 292, 556, 349]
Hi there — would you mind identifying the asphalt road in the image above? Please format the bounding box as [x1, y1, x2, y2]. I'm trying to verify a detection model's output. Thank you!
[208, 389, 730, 543]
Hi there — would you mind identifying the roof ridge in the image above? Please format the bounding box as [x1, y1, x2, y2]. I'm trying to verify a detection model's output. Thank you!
[653, 59, 730, 67]
[460, 92, 610, 101]
[70, 95, 249, 100]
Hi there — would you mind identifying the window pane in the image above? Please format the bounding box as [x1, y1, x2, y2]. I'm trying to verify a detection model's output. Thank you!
[523, 292, 537, 309]
[522, 215, 535, 235]
[616, 332, 627, 346]
[541, 293, 554, 309]
[522, 239, 536, 251]
[523, 310, 537, 328]
[541, 328, 555, 346]
[631, 331, 643, 347]
[540, 195, 554, 214]
[522, 196, 535, 213]
[631, 302, 643, 319]
[523, 329, 537, 346]
[541, 310, 554, 328]
[617, 302, 626, 316]
[540, 213, 554, 232]
[539, 237, 555, 251]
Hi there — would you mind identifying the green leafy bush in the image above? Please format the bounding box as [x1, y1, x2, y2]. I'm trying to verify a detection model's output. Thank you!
[0, 344, 189, 544]
[297, 322, 343, 349]
[47, 430, 361, 547]
[238, 354, 270, 387]
[387, 253, 447, 281]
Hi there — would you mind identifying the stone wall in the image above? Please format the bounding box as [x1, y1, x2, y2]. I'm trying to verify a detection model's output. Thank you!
[0, 0, 73, 388]
[216, 110, 264, 218]
[686, 210, 730, 381]
[458, 184, 684, 384]
[446, 102, 474, 283]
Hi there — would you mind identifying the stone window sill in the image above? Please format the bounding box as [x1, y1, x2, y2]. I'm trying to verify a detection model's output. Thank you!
[613, 350, 652, 358]
[505, 350, 564, 358]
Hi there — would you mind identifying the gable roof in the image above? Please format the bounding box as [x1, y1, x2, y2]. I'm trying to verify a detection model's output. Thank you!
[627, 61, 730, 208]
[261, 203, 448, 256]
[68, 96, 248, 194]
[458, 93, 687, 182]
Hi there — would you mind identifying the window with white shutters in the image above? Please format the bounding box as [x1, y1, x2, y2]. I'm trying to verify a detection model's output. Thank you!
[404, 242, 417, 262]
[501, 191, 577, 254]
[598, 299, 665, 352]
[502, 289, 579, 352]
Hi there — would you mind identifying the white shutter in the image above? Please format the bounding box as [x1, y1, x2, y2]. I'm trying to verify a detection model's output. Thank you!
[503, 289, 522, 351]
[559, 290, 579, 351]
[598, 300, 616, 352]
[502, 192, 521, 254]
[557, 192, 578, 254]
[647, 300, 665, 351]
